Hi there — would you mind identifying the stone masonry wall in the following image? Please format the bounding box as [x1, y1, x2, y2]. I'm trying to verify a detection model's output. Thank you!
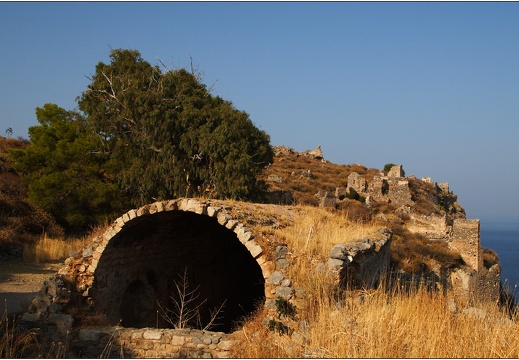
[69, 327, 235, 359]
[449, 219, 482, 272]
[327, 228, 392, 289]
[347, 172, 368, 194]
[386, 179, 412, 206]
[447, 219, 501, 305]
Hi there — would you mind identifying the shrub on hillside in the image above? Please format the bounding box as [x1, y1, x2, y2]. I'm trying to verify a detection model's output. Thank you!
[482, 247, 499, 269]
[390, 224, 463, 273]
[336, 199, 371, 223]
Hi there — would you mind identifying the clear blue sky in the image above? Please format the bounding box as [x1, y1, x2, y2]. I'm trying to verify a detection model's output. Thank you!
[1, 2, 518, 224]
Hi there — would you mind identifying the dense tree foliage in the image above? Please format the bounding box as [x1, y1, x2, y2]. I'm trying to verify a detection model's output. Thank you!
[10, 50, 273, 230]
[9, 104, 127, 229]
[78, 49, 273, 205]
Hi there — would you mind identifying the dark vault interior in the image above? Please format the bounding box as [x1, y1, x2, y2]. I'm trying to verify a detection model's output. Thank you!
[90, 211, 265, 333]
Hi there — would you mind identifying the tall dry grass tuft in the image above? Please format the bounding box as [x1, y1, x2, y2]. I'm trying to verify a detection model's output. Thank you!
[1, 305, 40, 358]
[274, 205, 380, 262]
[21, 222, 112, 264]
[22, 235, 88, 263]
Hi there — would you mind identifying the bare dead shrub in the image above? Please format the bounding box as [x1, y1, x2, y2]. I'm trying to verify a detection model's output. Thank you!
[157, 269, 226, 331]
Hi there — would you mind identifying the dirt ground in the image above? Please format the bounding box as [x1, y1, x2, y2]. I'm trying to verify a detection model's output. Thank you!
[0, 260, 62, 317]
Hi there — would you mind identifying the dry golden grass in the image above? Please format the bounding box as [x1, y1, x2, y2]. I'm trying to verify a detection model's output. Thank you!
[231, 206, 519, 358]
[21, 221, 110, 263]
[22, 234, 90, 263]
[234, 277, 519, 358]
[1, 309, 40, 358]
[306, 286, 519, 358]
[274, 205, 380, 263]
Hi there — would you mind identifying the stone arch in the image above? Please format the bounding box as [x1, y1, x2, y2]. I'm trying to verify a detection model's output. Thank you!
[79, 198, 276, 333]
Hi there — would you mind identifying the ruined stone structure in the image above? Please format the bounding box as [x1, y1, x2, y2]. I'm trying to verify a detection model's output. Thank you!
[347, 172, 368, 194]
[344, 165, 501, 304]
[21, 198, 403, 358]
[302, 145, 324, 160]
[346, 165, 413, 206]
[70, 327, 236, 358]
[450, 219, 482, 272]
[387, 164, 405, 178]
[447, 219, 501, 304]
[368, 176, 413, 206]
[328, 228, 392, 289]
[272, 145, 324, 161]
[22, 199, 299, 357]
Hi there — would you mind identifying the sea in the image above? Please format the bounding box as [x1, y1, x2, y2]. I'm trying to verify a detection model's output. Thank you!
[480, 219, 519, 301]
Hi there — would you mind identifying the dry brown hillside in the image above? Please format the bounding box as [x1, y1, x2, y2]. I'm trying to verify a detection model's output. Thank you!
[259, 145, 497, 275]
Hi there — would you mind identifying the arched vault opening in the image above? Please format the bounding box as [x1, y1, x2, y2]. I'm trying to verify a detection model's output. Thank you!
[89, 206, 266, 333]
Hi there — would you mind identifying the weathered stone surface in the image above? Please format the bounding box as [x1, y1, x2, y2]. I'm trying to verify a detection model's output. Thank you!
[127, 209, 138, 220]
[329, 244, 347, 260]
[256, 255, 268, 266]
[281, 278, 292, 287]
[131, 331, 144, 340]
[218, 339, 235, 351]
[181, 199, 206, 214]
[136, 205, 150, 216]
[265, 299, 277, 310]
[274, 245, 288, 259]
[83, 246, 94, 258]
[327, 258, 344, 271]
[143, 329, 163, 340]
[216, 212, 231, 226]
[155, 201, 165, 213]
[115, 216, 125, 227]
[462, 307, 486, 320]
[48, 313, 74, 335]
[243, 239, 255, 251]
[207, 206, 221, 217]
[276, 258, 289, 270]
[78, 329, 100, 342]
[328, 229, 392, 290]
[225, 219, 238, 230]
[238, 230, 254, 244]
[171, 335, 186, 346]
[276, 286, 293, 300]
[249, 245, 263, 258]
[268, 271, 285, 285]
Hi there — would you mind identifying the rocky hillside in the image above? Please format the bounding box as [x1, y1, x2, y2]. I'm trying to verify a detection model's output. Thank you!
[259, 145, 498, 275]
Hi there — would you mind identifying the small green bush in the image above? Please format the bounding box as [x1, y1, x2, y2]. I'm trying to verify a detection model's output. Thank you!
[384, 163, 397, 173]
[275, 297, 296, 319]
